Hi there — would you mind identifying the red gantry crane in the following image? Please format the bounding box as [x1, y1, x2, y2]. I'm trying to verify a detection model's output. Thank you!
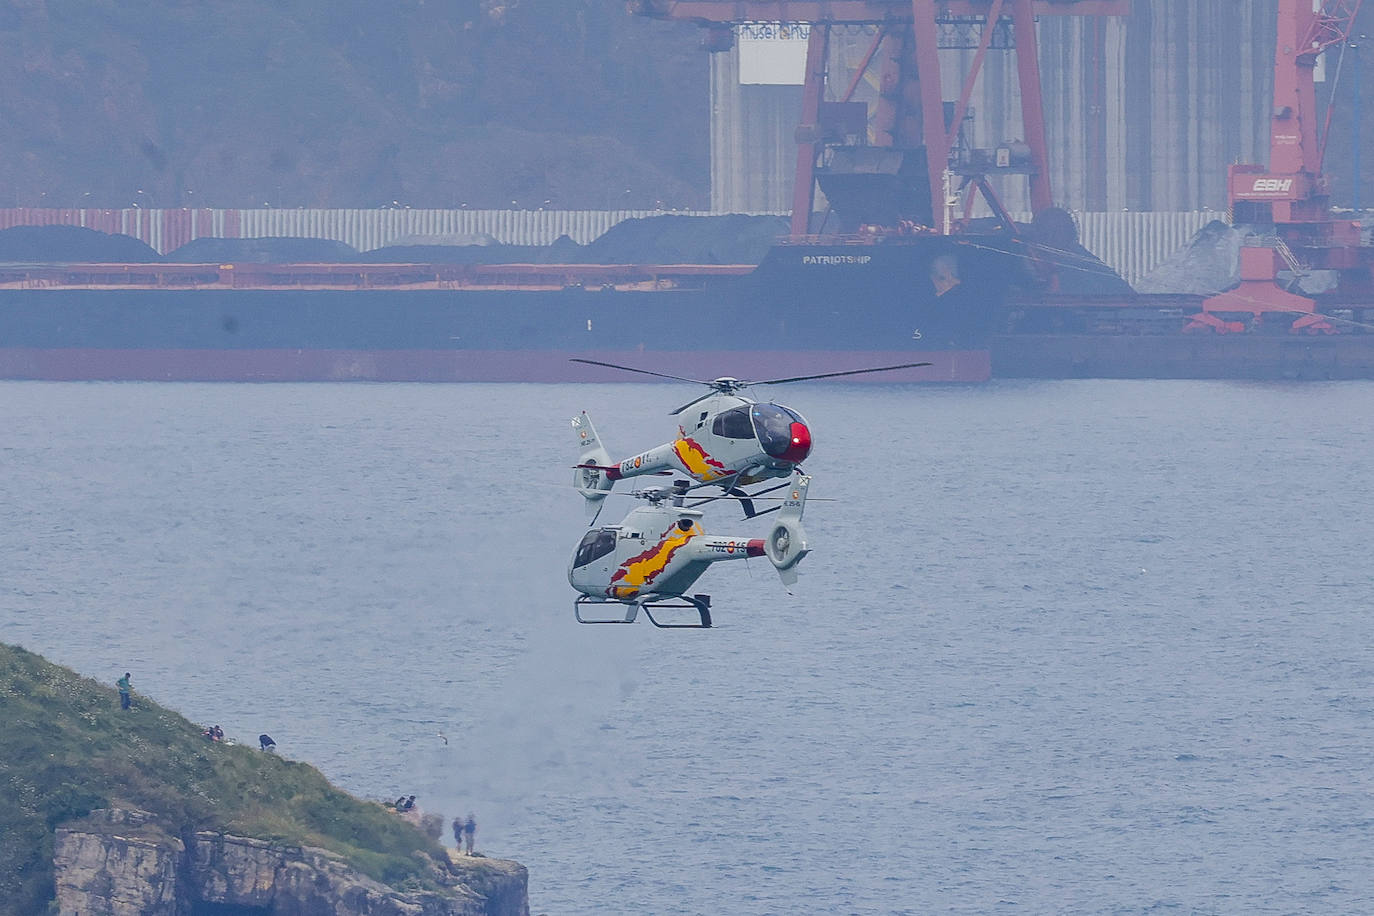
[630, 1, 1129, 238]
[1193, 0, 1369, 334]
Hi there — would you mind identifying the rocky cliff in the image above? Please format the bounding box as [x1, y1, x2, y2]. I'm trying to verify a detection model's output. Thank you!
[0, 643, 529, 915]
[53, 808, 527, 916]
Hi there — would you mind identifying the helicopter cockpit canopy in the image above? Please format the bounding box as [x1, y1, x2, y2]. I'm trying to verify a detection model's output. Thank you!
[711, 406, 754, 439]
[750, 404, 811, 464]
[573, 528, 617, 567]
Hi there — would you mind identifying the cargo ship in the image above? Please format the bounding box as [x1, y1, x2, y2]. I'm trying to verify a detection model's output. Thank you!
[6, 211, 1369, 383]
[0, 228, 1029, 383]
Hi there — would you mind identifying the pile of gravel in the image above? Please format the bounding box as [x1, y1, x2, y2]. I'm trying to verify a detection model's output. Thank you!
[1135, 220, 1243, 295]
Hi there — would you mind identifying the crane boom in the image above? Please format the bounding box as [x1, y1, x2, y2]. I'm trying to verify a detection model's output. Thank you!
[631, 0, 1128, 235]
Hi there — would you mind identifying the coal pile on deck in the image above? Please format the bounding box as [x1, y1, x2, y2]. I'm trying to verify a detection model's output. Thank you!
[165, 236, 361, 263]
[363, 234, 582, 264]
[1022, 208, 1134, 296]
[362, 214, 789, 266]
[0, 225, 161, 263]
[579, 214, 788, 265]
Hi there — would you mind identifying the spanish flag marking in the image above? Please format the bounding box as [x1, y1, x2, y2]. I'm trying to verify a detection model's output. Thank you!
[607, 520, 702, 598]
[672, 437, 730, 482]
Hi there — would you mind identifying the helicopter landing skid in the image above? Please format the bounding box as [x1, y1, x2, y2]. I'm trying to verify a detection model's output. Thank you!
[574, 594, 713, 628]
[574, 596, 638, 624]
[643, 594, 713, 629]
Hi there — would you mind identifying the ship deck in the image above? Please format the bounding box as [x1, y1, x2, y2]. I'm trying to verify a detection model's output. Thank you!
[0, 261, 756, 292]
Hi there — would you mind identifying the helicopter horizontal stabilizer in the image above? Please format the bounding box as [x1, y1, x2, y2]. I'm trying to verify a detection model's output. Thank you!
[571, 412, 615, 520]
[575, 462, 671, 477]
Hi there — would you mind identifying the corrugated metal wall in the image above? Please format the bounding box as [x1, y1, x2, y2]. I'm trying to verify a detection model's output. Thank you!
[1052, 209, 1228, 286]
[1038, 1, 1276, 212]
[710, 49, 803, 212]
[709, 1, 1279, 216]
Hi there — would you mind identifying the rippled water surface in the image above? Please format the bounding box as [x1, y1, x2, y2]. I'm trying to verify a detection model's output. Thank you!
[6, 379, 1374, 914]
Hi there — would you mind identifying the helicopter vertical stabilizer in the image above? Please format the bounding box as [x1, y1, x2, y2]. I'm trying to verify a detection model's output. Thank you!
[571, 411, 615, 520]
[765, 473, 811, 587]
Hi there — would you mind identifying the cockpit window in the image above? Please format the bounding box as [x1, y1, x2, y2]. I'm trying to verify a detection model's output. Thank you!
[752, 404, 803, 455]
[711, 406, 754, 439]
[574, 528, 617, 567]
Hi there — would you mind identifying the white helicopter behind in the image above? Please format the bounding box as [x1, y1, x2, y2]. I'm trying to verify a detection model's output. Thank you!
[568, 472, 811, 628]
[570, 357, 927, 520]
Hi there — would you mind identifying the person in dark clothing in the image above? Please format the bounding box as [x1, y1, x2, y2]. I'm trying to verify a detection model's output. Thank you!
[452, 815, 464, 849]
[403, 795, 416, 811]
[259, 734, 276, 751]
[116, 673, 132, 710]
[463, 814, 476, 855]
[394, 796, 407, 809]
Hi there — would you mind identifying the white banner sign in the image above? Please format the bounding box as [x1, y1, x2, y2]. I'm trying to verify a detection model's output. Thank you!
[738, 22, 809, 86]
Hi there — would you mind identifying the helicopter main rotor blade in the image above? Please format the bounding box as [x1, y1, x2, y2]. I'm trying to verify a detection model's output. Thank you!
[668, 390, 720, 416]
[682, 492, 834, 503]
[745, 361, 934, 386]
[569, 358, 710, 386]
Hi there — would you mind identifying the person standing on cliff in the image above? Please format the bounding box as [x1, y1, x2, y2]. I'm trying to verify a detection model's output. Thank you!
[463, 814, 476, 855]
[452, 815, 464, 850]
[116, 672, 132, 710]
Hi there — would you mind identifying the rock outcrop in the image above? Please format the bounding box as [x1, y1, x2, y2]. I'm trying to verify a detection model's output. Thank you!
[53, 808, 528, 916]
[52, 809, 183, 916]
[445, 851, 530, 916]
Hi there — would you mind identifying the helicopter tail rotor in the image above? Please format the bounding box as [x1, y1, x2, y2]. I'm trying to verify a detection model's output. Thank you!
[571, 412, 616, 522]
[764, 473, 811, 587]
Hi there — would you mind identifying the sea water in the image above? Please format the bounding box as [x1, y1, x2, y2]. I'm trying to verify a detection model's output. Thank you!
[4, 379, 1374, 914]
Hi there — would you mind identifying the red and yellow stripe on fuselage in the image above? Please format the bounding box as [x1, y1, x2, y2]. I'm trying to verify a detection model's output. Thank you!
[607, 520, 702, 599]
[672, 436, 732, 482]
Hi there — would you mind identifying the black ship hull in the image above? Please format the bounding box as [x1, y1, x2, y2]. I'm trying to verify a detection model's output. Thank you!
[0, 236, 1010, 383]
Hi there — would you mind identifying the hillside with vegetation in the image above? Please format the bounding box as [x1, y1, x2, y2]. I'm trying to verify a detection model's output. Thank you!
[0, 641, 486, 914]
[0, 0, 708, 211]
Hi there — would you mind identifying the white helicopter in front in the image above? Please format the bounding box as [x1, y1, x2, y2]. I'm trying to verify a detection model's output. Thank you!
[568, 472, 812, 628]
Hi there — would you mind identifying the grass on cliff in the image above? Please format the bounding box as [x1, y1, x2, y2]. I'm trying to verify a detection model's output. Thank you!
[0, 642, 449, 914]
